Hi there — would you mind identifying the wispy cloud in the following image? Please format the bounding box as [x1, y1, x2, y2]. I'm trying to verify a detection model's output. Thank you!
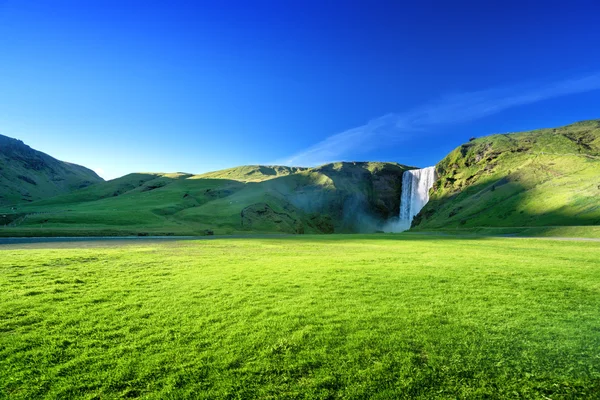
[280, 73, 600, 166]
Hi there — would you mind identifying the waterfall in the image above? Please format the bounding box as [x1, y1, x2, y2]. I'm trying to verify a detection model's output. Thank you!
[398, 166, 436, 230]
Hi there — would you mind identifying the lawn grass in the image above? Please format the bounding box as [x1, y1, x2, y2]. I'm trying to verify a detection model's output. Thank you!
[1, 234, 599, 399]
[411, 225, 600, 238]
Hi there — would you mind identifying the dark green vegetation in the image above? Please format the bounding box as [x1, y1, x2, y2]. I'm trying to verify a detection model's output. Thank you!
[0, 135, 103, 206]
[0, 163, 411, 236]
[1, 235, 599, 398]
[414, 120, 600, 233]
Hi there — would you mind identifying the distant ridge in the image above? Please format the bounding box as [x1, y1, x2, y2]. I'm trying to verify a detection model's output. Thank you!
[0, 134, 104, 206]
[194, 165, 307, 182]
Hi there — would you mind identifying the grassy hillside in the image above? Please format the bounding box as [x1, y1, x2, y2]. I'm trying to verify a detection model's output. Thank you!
[0, 134, 103, 206]
[194, 165, 306, 182]
[0, 162, 412, 236]
[2, 235, 599, 398]
[413, 119, 600, 232]
[3, 119, 598, 237]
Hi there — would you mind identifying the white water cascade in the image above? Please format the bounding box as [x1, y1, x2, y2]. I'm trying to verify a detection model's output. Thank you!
[398, 166, 437, 231]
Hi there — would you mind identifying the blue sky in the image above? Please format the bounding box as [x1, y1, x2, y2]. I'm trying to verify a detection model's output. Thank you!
[1, 0, 600, 179]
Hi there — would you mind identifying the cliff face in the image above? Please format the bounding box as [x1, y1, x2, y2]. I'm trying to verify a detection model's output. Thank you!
[282, 162, 412, 232]
[370, 163, 411, 218]
[0, 134, 104, 206]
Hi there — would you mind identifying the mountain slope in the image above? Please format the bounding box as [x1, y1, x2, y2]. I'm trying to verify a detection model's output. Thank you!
[0, 134, 104, 206]
[194, 165, 307, 182]
[413, 120, 600, 232]
[0, 162, 412, 236]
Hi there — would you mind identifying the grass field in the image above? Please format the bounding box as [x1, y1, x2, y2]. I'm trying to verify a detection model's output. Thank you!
[412, 225, 600, 238]
[1, 235, 600, 399]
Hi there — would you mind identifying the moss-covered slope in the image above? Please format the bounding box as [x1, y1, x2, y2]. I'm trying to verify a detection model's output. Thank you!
[413, 120, 600, 230]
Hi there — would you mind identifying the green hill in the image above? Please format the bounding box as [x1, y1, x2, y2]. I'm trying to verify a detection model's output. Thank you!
[194, 165, 306, 182]
[2, 119, 599, 237]
[412, 120, 600, 235]
[0, 134, 103, 206]
[0, 162, 412, 236]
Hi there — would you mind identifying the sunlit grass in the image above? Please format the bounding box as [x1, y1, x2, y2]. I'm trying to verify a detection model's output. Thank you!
[1, 234, 599, 398]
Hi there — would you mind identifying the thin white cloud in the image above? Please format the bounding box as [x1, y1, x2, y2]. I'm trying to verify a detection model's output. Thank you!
[280, 73, 600, 166]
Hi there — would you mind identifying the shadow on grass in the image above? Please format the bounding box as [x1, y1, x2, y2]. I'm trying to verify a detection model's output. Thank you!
[414, 176, 600, 231]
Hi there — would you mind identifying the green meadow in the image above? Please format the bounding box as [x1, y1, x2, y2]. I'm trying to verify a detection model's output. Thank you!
[1, 235, 600, 399]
